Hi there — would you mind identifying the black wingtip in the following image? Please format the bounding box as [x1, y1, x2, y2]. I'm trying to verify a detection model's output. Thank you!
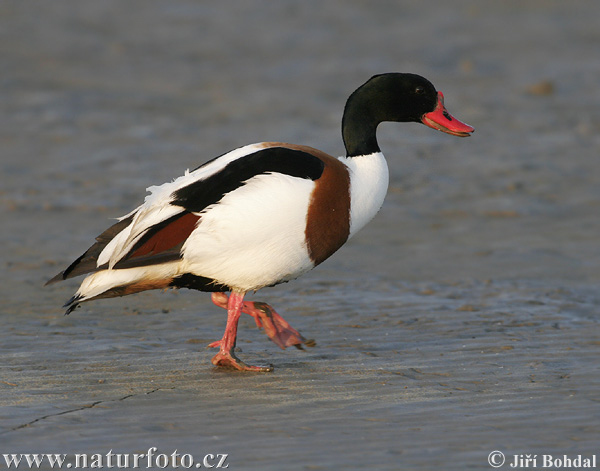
[45, 271, 66, 287]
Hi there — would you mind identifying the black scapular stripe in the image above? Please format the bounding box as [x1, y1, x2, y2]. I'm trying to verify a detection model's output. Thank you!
[171, 147, 325, 212]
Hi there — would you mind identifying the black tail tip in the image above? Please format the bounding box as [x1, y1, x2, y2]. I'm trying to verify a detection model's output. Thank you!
[63, 295, 82, 315]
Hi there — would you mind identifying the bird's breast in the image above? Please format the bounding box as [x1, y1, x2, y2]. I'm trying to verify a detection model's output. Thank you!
[343, 152, 389, 238]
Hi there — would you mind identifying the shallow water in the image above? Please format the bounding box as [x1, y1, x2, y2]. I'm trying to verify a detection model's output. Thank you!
[1, 1, 599, 470]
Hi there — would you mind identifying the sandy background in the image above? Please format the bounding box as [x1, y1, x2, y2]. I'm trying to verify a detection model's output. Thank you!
[1, 1, 599, 470]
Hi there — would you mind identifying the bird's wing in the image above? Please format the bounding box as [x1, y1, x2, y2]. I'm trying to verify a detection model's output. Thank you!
[47, 143, 326, 284]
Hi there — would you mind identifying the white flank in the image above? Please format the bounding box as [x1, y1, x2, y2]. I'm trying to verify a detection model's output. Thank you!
[181, 172, 315, 292]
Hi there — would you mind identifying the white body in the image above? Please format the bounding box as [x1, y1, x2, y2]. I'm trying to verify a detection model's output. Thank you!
[72, 146, 389, 301]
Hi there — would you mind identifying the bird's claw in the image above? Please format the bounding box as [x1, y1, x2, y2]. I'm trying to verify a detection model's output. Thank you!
[211, 350, 274, 372]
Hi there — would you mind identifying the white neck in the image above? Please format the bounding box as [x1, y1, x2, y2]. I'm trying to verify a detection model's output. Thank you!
[339, 152, 389, 238]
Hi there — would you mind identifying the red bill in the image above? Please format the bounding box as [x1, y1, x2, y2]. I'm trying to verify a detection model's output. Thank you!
[421, 92, 474, 137]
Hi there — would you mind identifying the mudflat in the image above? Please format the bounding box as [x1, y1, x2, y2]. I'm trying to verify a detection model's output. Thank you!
[1, 2, 599, 470]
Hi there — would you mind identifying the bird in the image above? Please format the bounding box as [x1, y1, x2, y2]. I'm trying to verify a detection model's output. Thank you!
[47, 73, 474, 372]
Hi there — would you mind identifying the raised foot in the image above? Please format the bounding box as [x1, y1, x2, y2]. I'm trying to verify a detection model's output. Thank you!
[247, 301, 316, 350]
[211, 350, 274, 373]
[211, 292, 316, 350]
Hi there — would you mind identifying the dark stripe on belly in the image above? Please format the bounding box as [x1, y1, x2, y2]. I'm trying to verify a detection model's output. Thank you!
[170, 273, 230, 292]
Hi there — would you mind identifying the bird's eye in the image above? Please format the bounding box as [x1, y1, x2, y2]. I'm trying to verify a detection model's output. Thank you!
[415, 86, 425, 95]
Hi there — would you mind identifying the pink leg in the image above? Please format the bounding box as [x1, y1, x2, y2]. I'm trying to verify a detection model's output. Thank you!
[210, 291, 273, 372]
[211, 292, 315, 350]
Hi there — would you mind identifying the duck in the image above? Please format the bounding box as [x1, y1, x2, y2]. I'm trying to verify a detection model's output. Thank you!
[47, 73, 474, 372]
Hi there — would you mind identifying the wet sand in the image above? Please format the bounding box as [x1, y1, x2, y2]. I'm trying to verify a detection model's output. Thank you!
[1, 1, 599, 470]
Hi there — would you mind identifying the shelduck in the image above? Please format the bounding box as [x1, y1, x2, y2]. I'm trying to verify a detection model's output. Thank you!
[47, 73, 474, 372]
